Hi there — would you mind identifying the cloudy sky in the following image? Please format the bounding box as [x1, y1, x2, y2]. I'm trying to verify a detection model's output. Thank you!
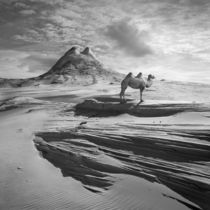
[0, 0, 210, 83]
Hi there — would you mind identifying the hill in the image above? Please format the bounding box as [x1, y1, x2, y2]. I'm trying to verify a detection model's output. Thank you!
[0, 47, 123, 88]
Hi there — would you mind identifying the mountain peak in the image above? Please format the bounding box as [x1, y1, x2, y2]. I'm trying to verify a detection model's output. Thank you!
[81, 47, 95, 58]
[44, 46, 100, 76]
[66, 46, 80, 56]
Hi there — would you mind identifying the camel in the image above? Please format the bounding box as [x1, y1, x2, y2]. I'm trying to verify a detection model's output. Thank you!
[120, 72, 155, 104]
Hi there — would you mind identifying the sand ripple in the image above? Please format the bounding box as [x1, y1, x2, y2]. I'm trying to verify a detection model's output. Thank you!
[34, 109, 210, 210]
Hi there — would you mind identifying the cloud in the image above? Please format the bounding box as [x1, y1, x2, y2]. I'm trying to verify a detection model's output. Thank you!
[0, 50, 59, 78]
[28, 0, 65, 5]
[105, 19, 153, 57]
[19, 53, 58, 73]
[19, 9, 36, 15]
[14, 2, 30, 9]
[177, 0, 209, 6]
[0, 0, 210, 83]
[0, 50, 31, 78]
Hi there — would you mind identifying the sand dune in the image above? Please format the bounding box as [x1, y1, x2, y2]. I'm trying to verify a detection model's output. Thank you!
[0, 81, 210, 210]
[34, 109, 210, 209]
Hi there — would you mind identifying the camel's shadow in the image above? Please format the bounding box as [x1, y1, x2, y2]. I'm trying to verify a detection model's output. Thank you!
[93, 96, 143, 107]
[94, 96, 133, 103]
[75, 97, 190, 118]
[120, 99, 143, 107]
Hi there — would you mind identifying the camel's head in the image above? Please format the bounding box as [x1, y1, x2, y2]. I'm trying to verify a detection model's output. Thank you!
[148, 74, 155, 80]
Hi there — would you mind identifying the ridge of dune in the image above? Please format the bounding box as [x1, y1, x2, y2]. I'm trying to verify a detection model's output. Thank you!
[33, 104, 210, 210]
[0, 96, 49, 111]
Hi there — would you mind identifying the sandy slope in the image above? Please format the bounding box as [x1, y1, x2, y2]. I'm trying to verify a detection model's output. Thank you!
[0, 80, 210, 210]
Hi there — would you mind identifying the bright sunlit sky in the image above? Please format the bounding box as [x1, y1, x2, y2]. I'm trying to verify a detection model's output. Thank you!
[0, 0, 210, 83]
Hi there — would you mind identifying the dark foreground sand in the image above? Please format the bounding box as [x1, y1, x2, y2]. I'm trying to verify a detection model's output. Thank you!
[0, 80, 210, 210]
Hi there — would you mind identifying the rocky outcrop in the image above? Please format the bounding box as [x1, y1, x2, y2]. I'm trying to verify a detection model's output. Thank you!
[0, 46, 123, 88]
[75, 98, 210, 117]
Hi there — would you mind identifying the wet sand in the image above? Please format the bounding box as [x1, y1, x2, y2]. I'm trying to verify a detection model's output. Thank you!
[0, 80, 210, 210]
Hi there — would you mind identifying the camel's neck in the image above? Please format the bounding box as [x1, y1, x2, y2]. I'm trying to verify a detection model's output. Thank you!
[146, 79, 153, 88]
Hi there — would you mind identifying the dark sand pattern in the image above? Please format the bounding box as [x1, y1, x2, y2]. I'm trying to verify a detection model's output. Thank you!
[75, 97, 210, 117]
[34, 103, 210, 210]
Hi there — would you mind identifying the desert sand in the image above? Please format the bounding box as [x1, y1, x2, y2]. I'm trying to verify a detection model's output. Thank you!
[0, 79, 210, 210]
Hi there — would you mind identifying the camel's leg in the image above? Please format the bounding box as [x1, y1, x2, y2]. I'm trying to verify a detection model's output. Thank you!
[120, 85, 127, 103]
[140, 89, 143, 102]
[138, 88, 144, 104]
